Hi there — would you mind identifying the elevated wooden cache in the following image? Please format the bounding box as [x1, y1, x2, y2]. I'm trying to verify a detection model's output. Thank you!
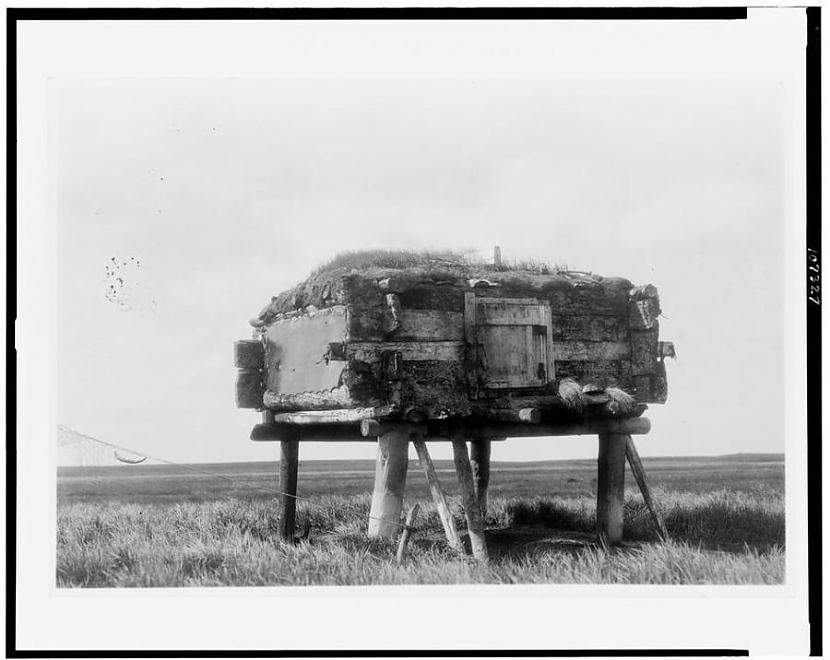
[235, 261, 673, 421]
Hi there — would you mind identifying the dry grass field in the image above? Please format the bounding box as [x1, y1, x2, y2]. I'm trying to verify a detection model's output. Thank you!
[57, 454, 784, 587]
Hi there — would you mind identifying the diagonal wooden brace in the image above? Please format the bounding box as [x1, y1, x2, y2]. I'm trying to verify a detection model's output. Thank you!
[625, 436, 669, 541]
[451, 435, 489, 562]
[412, 438, 463, 553]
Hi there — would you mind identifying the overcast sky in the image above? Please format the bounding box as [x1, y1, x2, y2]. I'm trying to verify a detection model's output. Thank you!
[53, 15, 804, 464]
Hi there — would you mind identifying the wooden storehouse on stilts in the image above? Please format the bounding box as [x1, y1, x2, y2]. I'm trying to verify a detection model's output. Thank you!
[234, 250, 674, 560]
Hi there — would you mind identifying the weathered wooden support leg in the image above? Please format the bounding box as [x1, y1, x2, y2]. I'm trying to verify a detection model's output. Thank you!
[596, 432, 626, 546]
[278, 436, 300, 543]
[367, 430, 409, 539]
[395, 504, 420, 564]
[412, 438, 463, 553]
[469, 437, 491, 518]
[625, 436, 669, 541]
[451, 435, 489, 562]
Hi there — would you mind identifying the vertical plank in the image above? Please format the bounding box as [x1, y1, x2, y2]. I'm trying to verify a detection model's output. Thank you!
[525, 325, 535, 384]
[544, 304, 556, 383]
[278, 436, 300, 542]
[451, 436, 489, 562]
[469, 437, 492, 517]
[367, 430, 409, 539]
[596, 432, 626, 546]
[412, 438, 463, 552]
[464, 292, 479, 398]
[625, 436, 669, 541]
[395, 503, 421, 564]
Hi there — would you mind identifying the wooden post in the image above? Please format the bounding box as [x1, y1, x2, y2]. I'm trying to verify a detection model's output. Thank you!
[395, 504, 420, 564]
[412, 438, 463, 552]
[596, 432, 626, 546]
[451, 436, 489, 562]
[469, 437, 491, 517]
[367, 430, 409, 539]
[270, 408, 299, 543]
[625, 436, 669, 541]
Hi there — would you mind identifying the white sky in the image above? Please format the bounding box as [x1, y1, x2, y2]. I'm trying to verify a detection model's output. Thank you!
[51, 13, 805, 464]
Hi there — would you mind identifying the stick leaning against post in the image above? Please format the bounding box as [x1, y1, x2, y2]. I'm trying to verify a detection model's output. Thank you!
[625, 436, 669, 541]
[451, 434, 489, 562]
[411, 437, 463, 553]
[396, 504, 421, 564]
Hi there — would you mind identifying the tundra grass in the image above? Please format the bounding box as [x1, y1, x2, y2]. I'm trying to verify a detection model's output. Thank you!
[57, 488, 784, 588]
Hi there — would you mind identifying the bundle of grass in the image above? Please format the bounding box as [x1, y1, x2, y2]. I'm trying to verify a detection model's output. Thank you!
[557, 378, 587, 413]
[604, 387, 637, 417]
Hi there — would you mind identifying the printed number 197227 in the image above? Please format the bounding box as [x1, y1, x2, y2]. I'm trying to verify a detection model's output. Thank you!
[808, 248, 820, 306]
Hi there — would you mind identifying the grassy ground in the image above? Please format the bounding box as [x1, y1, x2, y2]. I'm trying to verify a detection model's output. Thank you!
[57, 455, 785, 587]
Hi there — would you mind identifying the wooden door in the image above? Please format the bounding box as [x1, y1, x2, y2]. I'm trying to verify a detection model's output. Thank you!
[464, 294, 555, 393]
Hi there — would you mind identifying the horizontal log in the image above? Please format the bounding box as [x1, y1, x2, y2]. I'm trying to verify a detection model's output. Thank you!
[251, 416, 645, 442]
[236, 368, 264, 409]
[263, 386, 355, 411]
[554, 359, 625, 386]
[475, 299, 547, 325]
[550, 315, 629, 342]
[346, 341, 464, 362]
[391, 309, 464, 341]
[361, 419, 428, 438]
[250, 422, 367, 442]
[472, 407, 541, 424]
[553, 341, 630, 361]
[397, 284, 466, 312]
[432, 416, 651, 438]
[252, 422, 510, 443]
[234, 339, 264, 369]
[545, 288, 629, 316]
[272, 407, 395, 425]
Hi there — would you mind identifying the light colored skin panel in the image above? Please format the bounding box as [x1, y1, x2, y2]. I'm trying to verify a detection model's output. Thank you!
[264, 307, 347, 394]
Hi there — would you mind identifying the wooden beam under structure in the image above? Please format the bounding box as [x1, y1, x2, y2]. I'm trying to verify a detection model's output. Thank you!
[432, 416, 650, 440]
[252, 416, 651, 443]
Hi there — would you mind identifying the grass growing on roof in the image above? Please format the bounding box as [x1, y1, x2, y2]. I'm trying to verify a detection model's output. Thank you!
[310, 249, 565, 277]
[310, 249, 473, 276]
